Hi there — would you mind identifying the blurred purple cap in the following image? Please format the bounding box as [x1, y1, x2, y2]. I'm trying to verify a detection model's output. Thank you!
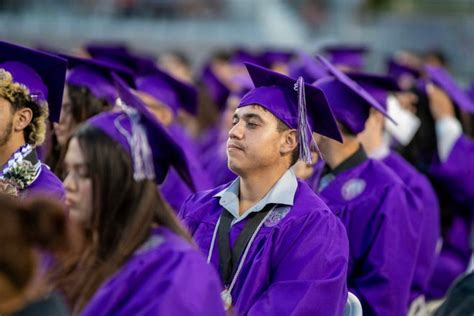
[313, 55, 395, 134]
[0, 40, 67, 122]
[386, 58, 420, 82]
[87, 74, 195, 189]
[135, 66, 198, 116]
[425, 65, 474, 113]
[200, 63, 231, 112]
[347, 72, 401, 110]
[322, 45, 368, 71]
[61, 54, 135, 104]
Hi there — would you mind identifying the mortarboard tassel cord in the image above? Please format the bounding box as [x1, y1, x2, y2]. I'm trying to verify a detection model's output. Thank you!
[115, 98, 156, 181]
[295, 76, 321, 165]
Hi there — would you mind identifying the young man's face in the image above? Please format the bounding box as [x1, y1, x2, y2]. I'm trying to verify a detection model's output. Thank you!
[227, 105, 288, 175]
[0, 97, 14, 147]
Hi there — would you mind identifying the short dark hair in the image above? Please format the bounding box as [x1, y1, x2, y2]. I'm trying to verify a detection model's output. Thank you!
[0, 69, 48, 146]
[276, 119, 300, 166]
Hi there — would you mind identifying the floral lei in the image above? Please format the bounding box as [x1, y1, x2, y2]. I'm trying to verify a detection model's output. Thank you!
[0, 144, 41, 196]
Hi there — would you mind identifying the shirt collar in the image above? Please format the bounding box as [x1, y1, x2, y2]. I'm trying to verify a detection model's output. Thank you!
[214, 169, 298, 222]
[329, 144, 368, 177]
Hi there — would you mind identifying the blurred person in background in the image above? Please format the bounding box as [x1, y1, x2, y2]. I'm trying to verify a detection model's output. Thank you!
[310, 56, 421, 316]
[0, 195, 74, 316]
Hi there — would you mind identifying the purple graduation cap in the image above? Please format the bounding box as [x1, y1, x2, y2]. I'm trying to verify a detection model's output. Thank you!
[347, 72, 401, 109]
[288, 51, 329, 83]
[239, 63, 342, 163]
[200, 63, 231, 112]
[60, 54, 135, 104]
[0, 40, 67, 122]
[87, 74, 195, 190]
[86, 44, 156, 76]
[322, 45, 368, 71]
[135, 66, 198, 116]
[313, 55, 396, 135]
[424, 65, 474, 113]
[386, 58, 420, 83]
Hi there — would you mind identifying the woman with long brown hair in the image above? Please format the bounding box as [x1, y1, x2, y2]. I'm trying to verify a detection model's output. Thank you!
[59, 75, 225, 315]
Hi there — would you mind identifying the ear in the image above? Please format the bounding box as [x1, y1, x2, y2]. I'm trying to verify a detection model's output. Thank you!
[13, 107, 33, 132]
[280, 129, 298, 155]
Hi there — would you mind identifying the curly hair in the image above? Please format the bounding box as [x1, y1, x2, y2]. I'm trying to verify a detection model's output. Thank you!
[0, 69, 49, 146]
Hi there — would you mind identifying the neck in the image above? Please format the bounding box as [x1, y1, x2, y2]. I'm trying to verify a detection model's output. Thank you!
[321, 137, 360, 170]
[0, 136, 26, 167]
[238, 164, 288, 215]
[361, 129, 384, 157]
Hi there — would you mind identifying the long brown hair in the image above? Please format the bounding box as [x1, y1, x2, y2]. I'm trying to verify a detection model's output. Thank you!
[59, 124, 192, 313]
[46, 84, 113, 179]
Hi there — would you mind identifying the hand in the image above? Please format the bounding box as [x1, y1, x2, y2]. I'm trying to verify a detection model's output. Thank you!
[427, 83, 455, 120]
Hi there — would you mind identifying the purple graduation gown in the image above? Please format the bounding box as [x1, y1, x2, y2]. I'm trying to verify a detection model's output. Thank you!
[179, 180, 349, 316]
[309, 158, 421, 316]
[424, 135, 473, 299]
[430, 135, 474, 206]
[24, 164, 65, 201]
[81, 227, 226, 316]
[160, 167, 193, 213]
[382, 151, 441, 303]
[425, 213, 471, 299]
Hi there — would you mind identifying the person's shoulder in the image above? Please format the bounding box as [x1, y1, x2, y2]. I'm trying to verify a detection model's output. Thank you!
[181, 181, 231, 209]
[24, 163, 64, 198]
[362, 158, 405, 188]
[289, 180, 341, 222]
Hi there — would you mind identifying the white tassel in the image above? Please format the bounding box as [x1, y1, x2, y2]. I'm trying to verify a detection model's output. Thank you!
[115, 98, 155, 181]
[294, 77, 320, 164]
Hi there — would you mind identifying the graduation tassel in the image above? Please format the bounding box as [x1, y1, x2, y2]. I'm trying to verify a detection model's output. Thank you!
[115, 98, 155, 181]
[295, 76, 320, 164]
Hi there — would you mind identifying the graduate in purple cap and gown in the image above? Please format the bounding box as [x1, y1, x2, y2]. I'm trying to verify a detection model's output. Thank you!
[47, 54, 134, 178]
[59, 74, 225, 315]
[352, 72, 441, 311]
[180, 63, 349, 315]
[424, 65, 474, 205]
[0, 41, 66, 200]
[308, 56, 422, 316]
[134, 65, 213, 211]
[419, 66, 474, 300]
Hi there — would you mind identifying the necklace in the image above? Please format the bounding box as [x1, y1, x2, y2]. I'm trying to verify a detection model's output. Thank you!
[0, 145, 41, 196]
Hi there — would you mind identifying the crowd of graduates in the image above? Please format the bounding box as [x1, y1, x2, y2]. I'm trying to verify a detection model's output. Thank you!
[0, 39, 473, 315]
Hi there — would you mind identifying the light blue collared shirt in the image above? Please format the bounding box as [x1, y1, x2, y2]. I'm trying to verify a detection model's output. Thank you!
[214, 169, 298, 225]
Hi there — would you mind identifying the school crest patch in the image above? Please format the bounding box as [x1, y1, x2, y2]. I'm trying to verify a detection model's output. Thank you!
[341, 178, 366, 201]
[264, 206, 291, 227]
